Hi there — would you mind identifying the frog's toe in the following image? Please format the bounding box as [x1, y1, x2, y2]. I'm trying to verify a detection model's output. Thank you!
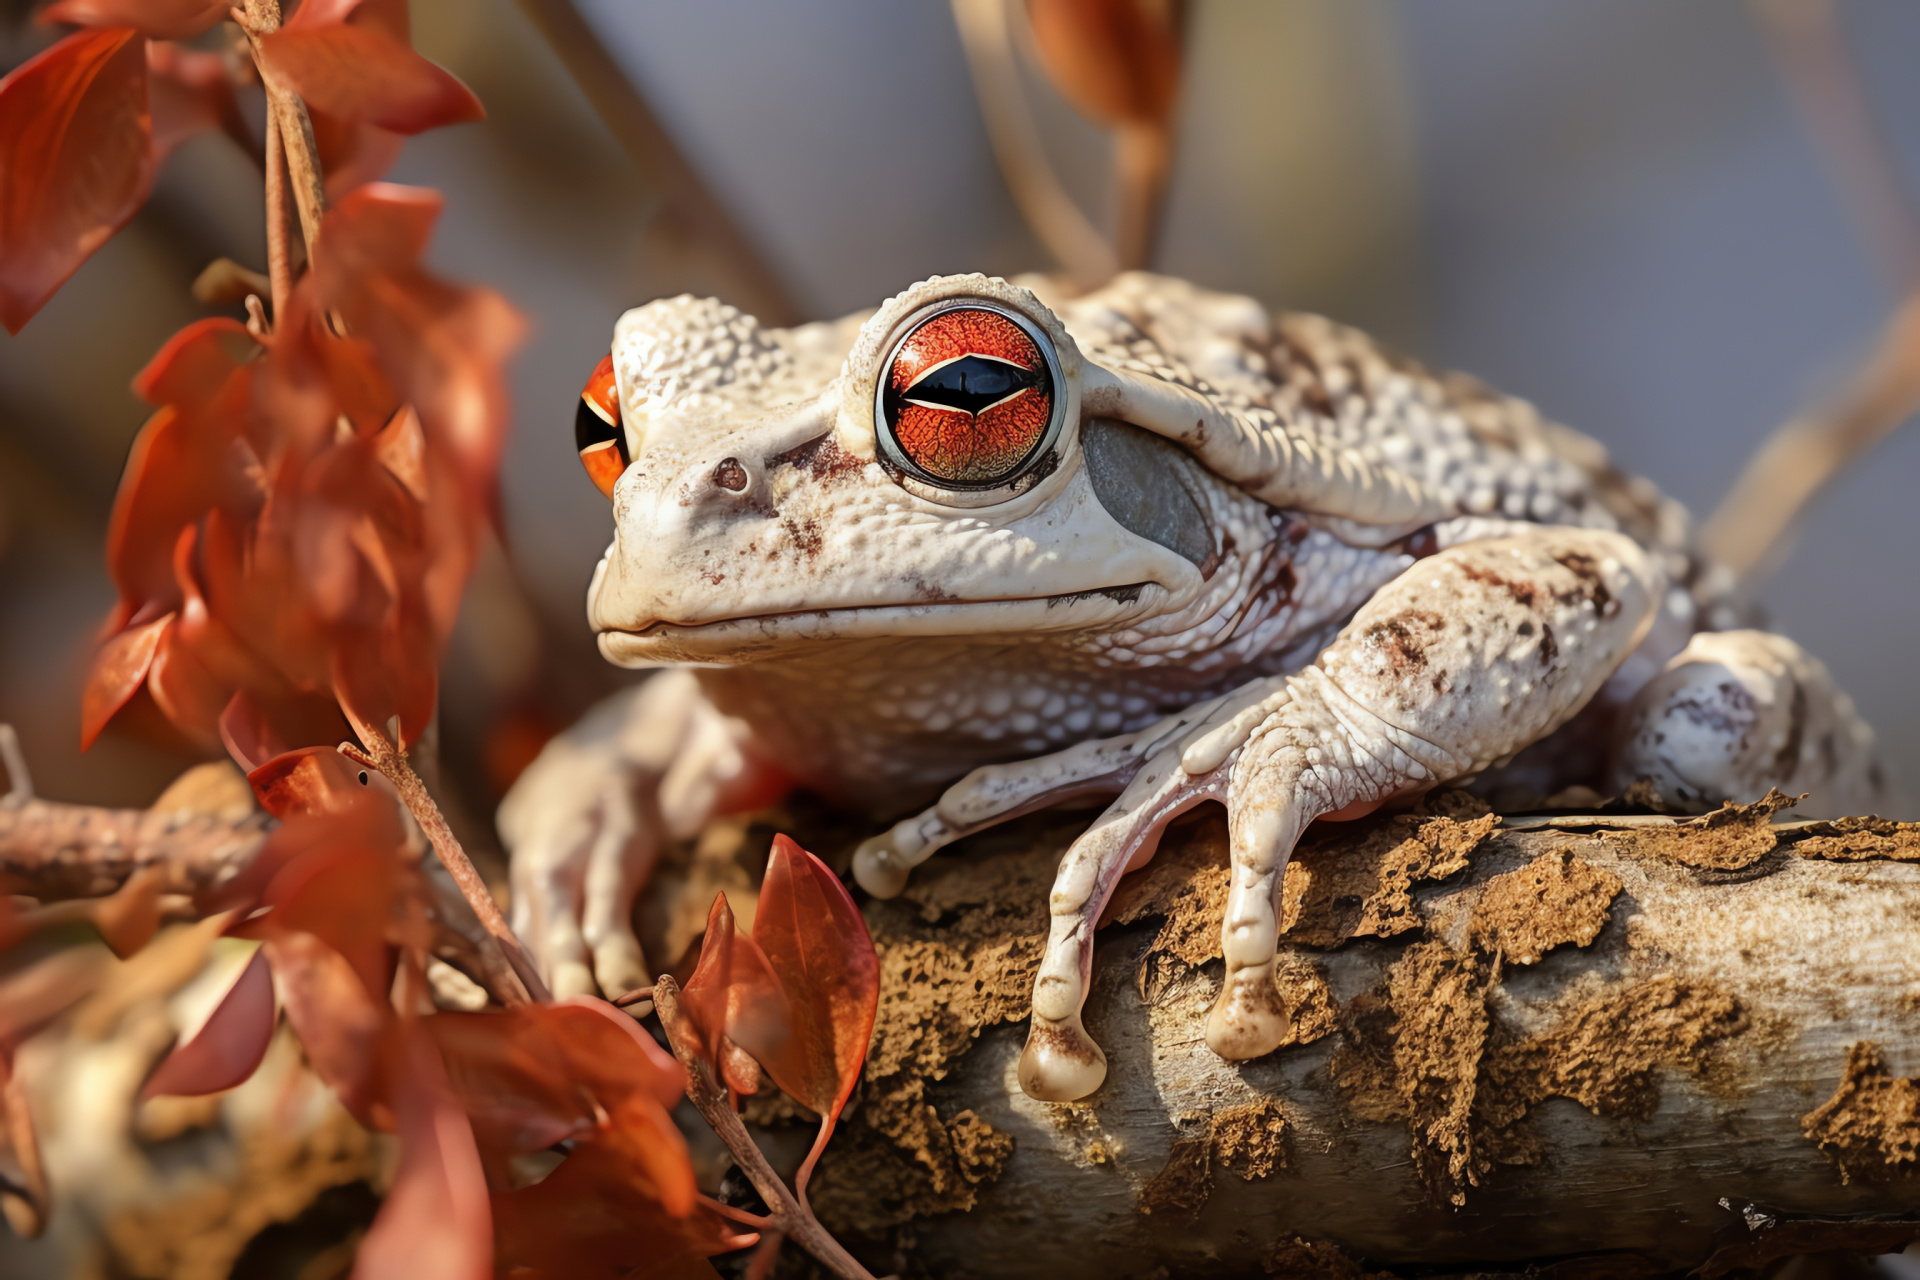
[851, 827, 922, 899]
[1018, 1011, 1109, 1102]
[1204, 962, 1292, 1060]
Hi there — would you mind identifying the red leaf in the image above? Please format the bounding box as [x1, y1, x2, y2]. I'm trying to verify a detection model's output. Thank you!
[492, 1110, 745, 1280]
[751, 836, 879, 1178]
[315, 184, 524, 497]
[246, 745, 368, 820]
[142, 945, 276, 1098]
[0, 27, 153, 333]
[81, 612, 171, 749]
[39, 0, 228, 40]
[1025, 0, 1183, 128]
[259, 18, 483, 135]
[146, 40, 241, 162]
[308, 105, 403, 197]
[266, 931, 388, 1125]
[680, 893, 790, 1076]
[353, 1023, 492, 1280]
[428, 998, 693, 1214]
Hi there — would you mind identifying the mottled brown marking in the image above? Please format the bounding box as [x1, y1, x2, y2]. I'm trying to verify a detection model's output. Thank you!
[781, 516, 823, 559]
[768, 431, 864, 481]
[1468, 848, 1622, 965]
[1362, 609, 1448, 675]
[711, 456, 748, 491]
[1801, 1042, 1920, 1184]
[1550, 549, 1616, 616]
[1458, 560, 1540, 609]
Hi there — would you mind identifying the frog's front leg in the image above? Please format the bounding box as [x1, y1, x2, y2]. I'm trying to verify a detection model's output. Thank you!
[1021, 528, 1664, 1100]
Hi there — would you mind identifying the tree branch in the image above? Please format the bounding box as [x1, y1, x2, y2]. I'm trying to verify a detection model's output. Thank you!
[798, 804, 1920, 1277]
[340, 722, 548, 1006]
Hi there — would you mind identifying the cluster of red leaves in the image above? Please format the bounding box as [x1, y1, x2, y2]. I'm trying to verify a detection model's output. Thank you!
[0, 0, 481, 333]
[80, 181, 521, 763]
[134, 754, 878, 1278]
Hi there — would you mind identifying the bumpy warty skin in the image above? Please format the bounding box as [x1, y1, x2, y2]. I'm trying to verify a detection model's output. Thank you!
[585, 272, 1697, 812]
[512, 270, 1881, 1076]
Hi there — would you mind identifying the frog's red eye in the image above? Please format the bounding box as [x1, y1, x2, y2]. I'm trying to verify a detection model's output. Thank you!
[576, 353, 627, 499]
[878, 305, 1059, 488]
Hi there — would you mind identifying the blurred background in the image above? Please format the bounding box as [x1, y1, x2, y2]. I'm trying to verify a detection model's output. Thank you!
[2, 0, 1916, 844]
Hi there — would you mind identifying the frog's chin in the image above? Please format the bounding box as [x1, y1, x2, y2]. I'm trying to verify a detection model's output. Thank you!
[595, 584, 1160, 667]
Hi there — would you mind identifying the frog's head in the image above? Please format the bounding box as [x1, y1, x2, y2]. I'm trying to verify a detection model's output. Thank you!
[579, 274, 1445, 668]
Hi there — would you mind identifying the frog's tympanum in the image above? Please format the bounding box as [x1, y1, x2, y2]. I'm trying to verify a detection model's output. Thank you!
[504, 273, 1882, 1101]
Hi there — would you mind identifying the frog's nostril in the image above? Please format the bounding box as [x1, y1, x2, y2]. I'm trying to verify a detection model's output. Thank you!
[712, 458, 750, 493]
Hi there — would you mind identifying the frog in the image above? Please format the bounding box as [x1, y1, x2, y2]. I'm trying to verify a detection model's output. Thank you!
[500, 271, 1883, 1102]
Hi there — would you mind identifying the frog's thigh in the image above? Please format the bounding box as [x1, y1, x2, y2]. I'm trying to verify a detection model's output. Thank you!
[1611, 628, 1884, 817]
[1207, 527, 1664, 1062]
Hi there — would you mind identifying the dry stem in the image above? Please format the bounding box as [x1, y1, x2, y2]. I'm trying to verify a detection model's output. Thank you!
[951, 0, 1119, 286]
[262, 103, 293, 326]
[340, 722, 548, 1006]
[654, 978, 877, 1280]
[235, 1, 326, 259]
[1113, 120, 1173, 272]
[1704, 1, 1920, 581]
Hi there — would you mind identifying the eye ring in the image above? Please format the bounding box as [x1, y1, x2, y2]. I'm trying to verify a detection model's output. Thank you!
[873, 300, 1066, 493]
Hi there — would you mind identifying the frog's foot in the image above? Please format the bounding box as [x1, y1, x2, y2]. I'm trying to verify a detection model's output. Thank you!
[1018, 528, 1665, 1100]
[851, 684, 1284, 899]
[1611, 629, 1884, 817]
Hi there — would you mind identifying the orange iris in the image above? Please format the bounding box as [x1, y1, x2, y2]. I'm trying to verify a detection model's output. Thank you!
[884, 308, 1053, 486]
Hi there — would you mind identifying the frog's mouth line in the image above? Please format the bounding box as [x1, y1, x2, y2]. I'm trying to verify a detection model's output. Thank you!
[596, 583, 1160, 662]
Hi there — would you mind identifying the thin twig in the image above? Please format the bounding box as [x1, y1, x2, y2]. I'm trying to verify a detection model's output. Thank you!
[654, 978, 877, 1280]
[262, 103, 292, 327]
[951, 0, 1118, 287]
[340, 721, 548, 1006]
[1112, 120, 1172, 272]
[234, 1, 326, 260]
[1704, 1, 1920, 582]
[512, 0, 800, 326]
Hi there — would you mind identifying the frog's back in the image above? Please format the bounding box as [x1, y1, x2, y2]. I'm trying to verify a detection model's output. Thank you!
[1054, 272, 1696, 575]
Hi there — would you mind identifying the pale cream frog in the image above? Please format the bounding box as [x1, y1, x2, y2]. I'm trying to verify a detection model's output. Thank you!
[502, 272, 1882, 1101]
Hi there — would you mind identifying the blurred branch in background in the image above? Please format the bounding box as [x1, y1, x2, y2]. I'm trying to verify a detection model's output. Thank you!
[512, 0, 800, 325]
[953, 0, 1184, 285]
[1704, 0, 1920, 583]
[952, 0, 1117, 286]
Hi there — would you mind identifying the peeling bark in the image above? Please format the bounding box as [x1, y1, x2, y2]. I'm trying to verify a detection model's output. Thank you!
[785, 796, 1920, 1278]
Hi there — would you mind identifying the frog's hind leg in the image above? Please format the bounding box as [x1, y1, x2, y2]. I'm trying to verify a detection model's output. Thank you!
[1018, 528, 1666, 1100]
[1611, 629, 1884, 816]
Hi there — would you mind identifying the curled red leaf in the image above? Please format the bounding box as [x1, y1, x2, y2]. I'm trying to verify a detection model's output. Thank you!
[679, 892, 790, 1077]
[142, 945, 276, 1098]
[1025, 0, 1183, 128]
[80, 612, 170, 749]
[0, 26, 153, 332]
[354, 1023, 492, 1280]
[751, 836, 879, 1181]
[259, 15, 483, 136]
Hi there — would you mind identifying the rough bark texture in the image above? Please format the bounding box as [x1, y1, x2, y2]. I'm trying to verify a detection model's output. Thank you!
[772, 795, 1920, 1278]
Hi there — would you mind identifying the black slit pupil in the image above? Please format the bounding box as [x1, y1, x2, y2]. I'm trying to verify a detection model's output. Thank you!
[575, 398, 629, 463]
[902, 355, 1036, 417]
